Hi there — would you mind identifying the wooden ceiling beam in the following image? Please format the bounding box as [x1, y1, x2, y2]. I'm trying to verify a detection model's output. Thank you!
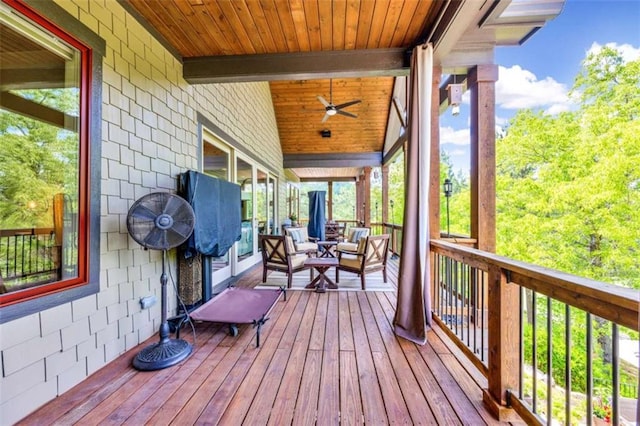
[183, 48, 410, 84]
[1, 68, 66, 91]
[299, 177, 357, 183]
[284, 152, 381, 169]
[0, 91, 77, 131]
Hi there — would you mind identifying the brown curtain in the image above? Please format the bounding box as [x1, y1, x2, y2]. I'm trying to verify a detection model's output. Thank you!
[393, 44, 432, 345]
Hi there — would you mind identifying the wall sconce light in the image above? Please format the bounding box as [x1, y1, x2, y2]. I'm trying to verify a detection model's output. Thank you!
[447, 83, 463, 116]
[443, 178, 453, 237]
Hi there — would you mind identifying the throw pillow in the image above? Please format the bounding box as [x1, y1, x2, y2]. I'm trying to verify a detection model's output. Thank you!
[356, 236, 368, 254]
[290, 229, 303, 243]
[350, 229, 367, 243]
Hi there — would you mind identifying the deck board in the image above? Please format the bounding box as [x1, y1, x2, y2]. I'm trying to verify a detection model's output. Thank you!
[18, 260, 518, 426]
[350, 291, 388, 424]
[367, 291, 438, 424]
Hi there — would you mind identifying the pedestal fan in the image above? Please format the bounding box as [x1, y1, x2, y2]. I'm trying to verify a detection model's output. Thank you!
[126, 192, 195, 371]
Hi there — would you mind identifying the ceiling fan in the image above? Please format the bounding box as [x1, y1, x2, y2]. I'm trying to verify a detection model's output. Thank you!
[317, 79, 361, 123]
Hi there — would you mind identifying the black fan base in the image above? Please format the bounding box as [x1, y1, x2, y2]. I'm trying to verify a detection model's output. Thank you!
[132, 338, 192, 371]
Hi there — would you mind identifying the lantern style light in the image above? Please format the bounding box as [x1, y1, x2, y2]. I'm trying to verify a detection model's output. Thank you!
[443, 178, 453, 237]
[447, 83, 463, 116]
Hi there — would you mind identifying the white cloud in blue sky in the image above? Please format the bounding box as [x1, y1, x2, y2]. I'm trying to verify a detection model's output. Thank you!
[495, 65, 572, 114]
[440, 126, 470, 146]
[588, 42, 640, 62]
[441, 41, 639, 173]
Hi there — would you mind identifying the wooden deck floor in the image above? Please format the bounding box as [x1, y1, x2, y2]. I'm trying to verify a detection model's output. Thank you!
[18, 262, 515, 425]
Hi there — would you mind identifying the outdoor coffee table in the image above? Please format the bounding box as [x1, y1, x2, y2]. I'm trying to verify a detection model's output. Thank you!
[317, 240, 338, 257]
[304, 257, 338, 293]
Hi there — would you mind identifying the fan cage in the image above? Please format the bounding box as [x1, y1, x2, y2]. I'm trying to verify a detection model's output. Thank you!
[126, 192, 195, 251]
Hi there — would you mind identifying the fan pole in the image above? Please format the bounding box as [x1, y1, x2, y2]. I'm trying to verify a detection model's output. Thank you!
[159, 250, 170, 343]
[133, 249, 193, 371]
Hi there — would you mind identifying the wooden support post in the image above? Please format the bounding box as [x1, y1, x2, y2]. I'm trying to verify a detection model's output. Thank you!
[362, 166, 371, 228]
[327, 181, 333, 221]
[430, 66, 442, 313]
[52, 193, 64, 279]
[382, 164, 389, 224]
[429, 66, 441, 240]
[483, 264, 520, 420]
[355, 177, 362, 223]
[469, 64, 498, 252]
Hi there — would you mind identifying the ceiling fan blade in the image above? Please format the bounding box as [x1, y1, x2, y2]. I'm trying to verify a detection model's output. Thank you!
[336, 110, 357, 119]
[317, 95, 330, 107]
[334, 99, 361, 109]
[321, 113, 330, 123]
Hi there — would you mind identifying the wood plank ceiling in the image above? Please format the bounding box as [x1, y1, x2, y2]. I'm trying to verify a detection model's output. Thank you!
[123, 0, 442, 179]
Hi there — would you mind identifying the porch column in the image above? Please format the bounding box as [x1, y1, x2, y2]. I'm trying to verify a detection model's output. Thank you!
[469, 64, 498, 252]
[362, 166, 371, 227]
[382, 164, 389, 223]
[469, 64, 519, 420]
[327, 181, 333, 221]
[429, 66, 442, 315]
[429, 66, 441, 240]
[355, 175, 361, 223]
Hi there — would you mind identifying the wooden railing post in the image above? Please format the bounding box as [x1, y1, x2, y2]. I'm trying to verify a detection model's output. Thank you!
[52, 193, 64, 279]
[483, 264, 519, 420]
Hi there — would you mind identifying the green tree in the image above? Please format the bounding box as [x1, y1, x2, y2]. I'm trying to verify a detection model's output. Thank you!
[440, 151, 470, 236]
[387, 154, 405, 224]
[496, 47, 640, 401]
[0, 89, 79, 228]
[331, 181, 356, 220]
[497, 47, 640, 289]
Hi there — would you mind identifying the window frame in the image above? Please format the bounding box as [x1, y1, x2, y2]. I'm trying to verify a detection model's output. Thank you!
[0, 0, 103, 321]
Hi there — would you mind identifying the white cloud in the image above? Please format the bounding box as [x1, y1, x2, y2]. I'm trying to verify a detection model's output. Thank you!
[495, 115, 509, 127]
[496, 65, 572, 114]
[440, 126, 470, 146]
[446, 149, 467, 157]
[587, 42, 640, 62]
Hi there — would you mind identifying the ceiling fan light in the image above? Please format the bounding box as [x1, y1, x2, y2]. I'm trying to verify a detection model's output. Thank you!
[326, 109, 337, 116]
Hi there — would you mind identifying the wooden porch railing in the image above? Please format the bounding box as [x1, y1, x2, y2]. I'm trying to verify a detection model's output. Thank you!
[430, 239, 639, 425]
[379, 222, 402, 256]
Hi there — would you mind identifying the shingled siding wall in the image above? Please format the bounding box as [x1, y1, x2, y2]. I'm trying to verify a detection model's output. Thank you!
[0, 1, 283, 423]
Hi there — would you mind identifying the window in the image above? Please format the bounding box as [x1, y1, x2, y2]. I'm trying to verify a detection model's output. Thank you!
[0, 0, 93, 308]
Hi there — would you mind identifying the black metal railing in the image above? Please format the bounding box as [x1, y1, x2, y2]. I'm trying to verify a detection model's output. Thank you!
[430, 240, 639, 425]
[0, 228, 59, 292]
[433, 253, 488, 367]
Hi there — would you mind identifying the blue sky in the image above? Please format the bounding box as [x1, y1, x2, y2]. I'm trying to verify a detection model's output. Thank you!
[440, 0, 640, 174]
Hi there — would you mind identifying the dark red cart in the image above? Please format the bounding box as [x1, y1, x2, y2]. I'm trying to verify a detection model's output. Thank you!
[180, 286, 285, 347]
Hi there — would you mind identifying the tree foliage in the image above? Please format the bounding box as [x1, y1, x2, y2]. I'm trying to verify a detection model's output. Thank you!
[496, 47, 640, 289]
[0, 89, 79, 229]
[440, 152, 470, 235]
[439, 48, 640, 404]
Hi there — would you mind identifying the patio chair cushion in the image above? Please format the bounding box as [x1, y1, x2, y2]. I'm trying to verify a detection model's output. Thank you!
[290, 253, 308, 269]
[268, 252, 307, 269]
[348, 227, 369, 243]
[285, 235, 296, 253]
[295, 241, 318, 252]
[338, 252, 361, 269]
[285, 226, 318, 252]
[336, 235, 367, 253]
